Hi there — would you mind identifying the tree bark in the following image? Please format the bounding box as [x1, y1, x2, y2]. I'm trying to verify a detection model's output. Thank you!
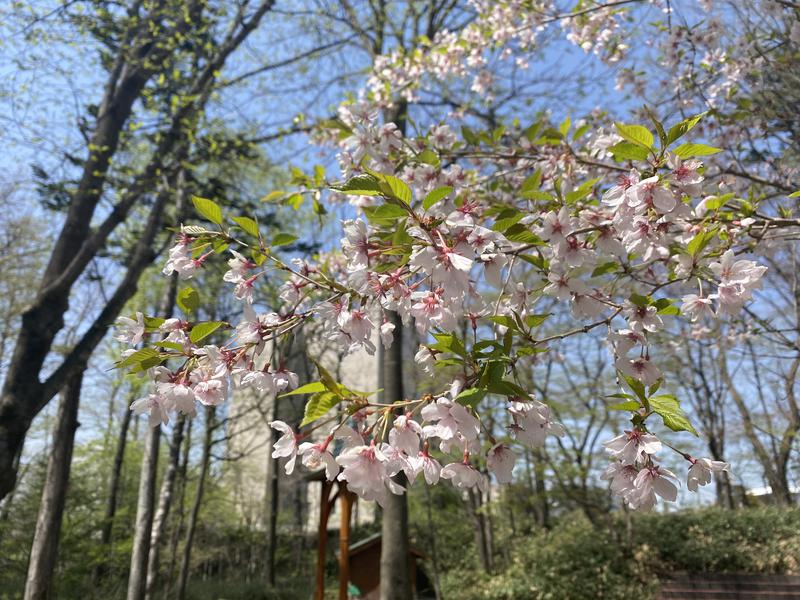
[423, 483, 443, 600]
[263, 397, 279, 586]
[466, 488, 493, 574]
[176, 407, 215, 600]
[127, 262, 180, 600]
[165, 417, 192, 598]
[23, 371, 83, 600]
[145, 414, 186, 598]
[338, 488, 354, 600]
[380, 312, 412, 600]
[94, 400, 133, 585]
[128, 422, 162, 600]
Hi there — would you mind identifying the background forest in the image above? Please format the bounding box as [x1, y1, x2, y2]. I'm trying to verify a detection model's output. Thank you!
[0, 1, 799, 599]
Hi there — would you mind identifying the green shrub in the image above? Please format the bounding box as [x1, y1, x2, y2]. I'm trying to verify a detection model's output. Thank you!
[439, 507, 800, 600]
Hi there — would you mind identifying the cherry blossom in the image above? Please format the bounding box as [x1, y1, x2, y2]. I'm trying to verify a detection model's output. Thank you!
[603, 430, 662, 465]
[115, 312, 145, 345]
[687, 457, 729, 492]
[270, 420, 299, 475]
[440, 462, 487, 493]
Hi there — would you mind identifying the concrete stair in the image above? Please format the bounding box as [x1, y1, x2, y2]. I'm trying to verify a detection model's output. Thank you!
[660, 574, 800, 599]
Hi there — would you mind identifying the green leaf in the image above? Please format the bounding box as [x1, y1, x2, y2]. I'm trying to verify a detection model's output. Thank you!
[628, 293, 651, 308]
[192, 196, 223, 225]
[615, 123, 654, 149]
[153, 341, 184, 351]
[379, 175, 413, 204]
[525, 313, 550, 328]
[363, 203, 408, 226]
[189, 321, 225, 344]
[300, 392, 343, 427]
[462, 125, 479, 145]
[280, 381, 327, 396]
[622, 375, 647, 402]
[702, 194, 733, 211]
[492, 208, 524, 232]
[609, 400, 642, 411]
[788, 191, 800, 199]
[422, 186, 453, 210]
[649, 394, 698, 435]
[687, 229, 716, 257]
[673, 143, 722, 158]
[117, 347, 160, 369]
[455, 387, 486, 408]
[334, 175, 381, 196]
[609, 141, 650, 162]
[261, 190, 286, 203]
[430, 332, 467, 357]
[417, 149, 440, 166]
[272, 233, 297, 247]
[177, 287, 199, 314]
[488, 315, 519, 331]
[503, 223, 541, 244]
[666, 112, 706, 146]
[233, 216, 259, 237]
[592, 261, 618, 277]
[521, 171, 542, 193]
[559, 115, 571, 136]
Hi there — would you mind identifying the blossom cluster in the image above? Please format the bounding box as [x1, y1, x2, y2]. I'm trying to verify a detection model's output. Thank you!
[267, 395, 565, 506]
[114, 1, 785, 512]
[603, 429, 728, 510]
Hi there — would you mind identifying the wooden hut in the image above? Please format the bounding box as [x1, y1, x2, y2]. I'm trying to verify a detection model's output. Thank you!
[345, 533, 434, 600]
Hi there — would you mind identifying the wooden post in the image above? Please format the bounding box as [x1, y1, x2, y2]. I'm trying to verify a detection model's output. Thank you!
[338, 487, 354, 600]
[315, 480, 334, 600]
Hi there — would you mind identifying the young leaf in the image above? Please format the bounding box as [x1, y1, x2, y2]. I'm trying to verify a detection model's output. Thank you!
[233, 216, 259, 237]
[455, 387, 486, 408]
[666, 112, 707, 146]
[177, 286, 200, 314]
[379, 175, 413, 204]
[649, 394, 698, 435]
[417, 149, 440, 166]
[272, 233, 298, 247]
[280, 381, 327, 396]
[615, 123, 654, 149]
[334, 174, 382, 195]
[117, 347, 160, 370]
[609, 400, 642, 411]
[300, 392, 343, 426]
[192, 196, 223, 225]
[422, 186, 453, 210]
[189, 321, 225, 344]
[609, 141, 650, 162]
[673, 143, 722, 158]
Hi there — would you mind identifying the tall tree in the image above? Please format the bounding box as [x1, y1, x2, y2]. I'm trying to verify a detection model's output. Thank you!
[22, 371, 83, 600]
[0, 0, 278, 501]
[128, 261, 180, 600]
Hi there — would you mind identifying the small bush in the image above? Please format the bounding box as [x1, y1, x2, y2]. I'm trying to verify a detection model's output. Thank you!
[440, 506, 800, 600]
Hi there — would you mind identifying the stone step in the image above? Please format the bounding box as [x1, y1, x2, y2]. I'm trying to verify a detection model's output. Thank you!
[660, 591, 800, 600]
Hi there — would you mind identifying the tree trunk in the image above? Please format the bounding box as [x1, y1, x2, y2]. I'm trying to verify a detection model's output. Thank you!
[338, 488, 354, 600]
[128, 266, 180, 600]
[128, 423, 162, 600]
[263, 397, 279, 586]
[145, 414, 186, 598]
[94, 401, 133, 585]
[165, 417, 192, 598]
[177, 407, 215, 600]
[23, 371, 83, 600]
[423, 483, 443, 600]
[467, 488, 493, 574]
[380, 312, 412, 600]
